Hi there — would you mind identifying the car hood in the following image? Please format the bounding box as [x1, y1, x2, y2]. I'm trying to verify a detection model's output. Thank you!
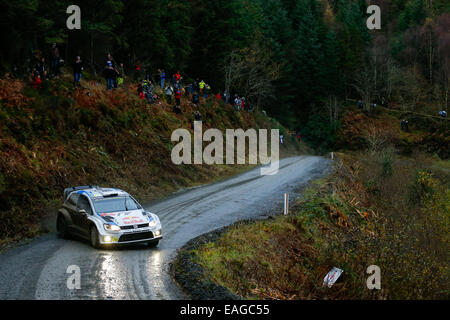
[99, 209, 148, 226]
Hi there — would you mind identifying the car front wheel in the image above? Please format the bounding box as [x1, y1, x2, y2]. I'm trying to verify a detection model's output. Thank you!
[57, 216, 69, 239]
[90, 226, 101, 249]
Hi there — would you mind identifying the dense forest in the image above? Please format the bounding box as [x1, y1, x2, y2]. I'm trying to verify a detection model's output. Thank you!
[1, 0, 449, 149]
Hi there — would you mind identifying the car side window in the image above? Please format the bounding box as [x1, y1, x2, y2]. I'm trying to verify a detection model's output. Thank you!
[77, 195, 93, 215]
[67, 193, 79, 206]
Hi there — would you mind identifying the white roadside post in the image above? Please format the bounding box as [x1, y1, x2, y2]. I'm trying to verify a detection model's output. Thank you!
[284, 193, 289, 216]
[331, 152, 334, 160]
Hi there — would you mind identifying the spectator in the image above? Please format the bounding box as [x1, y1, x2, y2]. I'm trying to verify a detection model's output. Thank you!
[143, 80, 156, 102]
[234, 96, 241, 111]
[32, 74, 42, 89]
[109, 54, 120, 88]
[50, 43, 60, 77]
[241, 97, 246, 110]
[165, 85, 174, 104]
[72, 56, 83, 88]
[192, 91, 200, 106]
[173, 104, 182, 114]
[35, 57, 47, 80]
[194, 110, 202, 121]
[222, 91, 227, 103]
[204, 84, 210, 99]
[357, 99, 363, 109]
[159, 69, 166, 88]
[185, 83, 192, 97]
[117, 63, 125, 86]
[192, 110, 202, 129]
[401, 120, 409, 131]
[175, 87, 182, 106]
[199, 80, 206, 93]
[216, 92, 221, 101]
[134, 61, 141, 81]
[104, 61, 116, 90]
[174, 70, 181, 82]
[193, 78, 200, 93]
[105, 53, 119, 88]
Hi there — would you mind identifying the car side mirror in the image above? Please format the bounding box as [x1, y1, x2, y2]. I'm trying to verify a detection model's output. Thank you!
[79, 209, 87, 215]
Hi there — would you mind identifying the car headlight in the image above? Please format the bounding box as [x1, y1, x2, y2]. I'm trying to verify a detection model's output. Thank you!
[104, 223, 121, 232]
[148, 219, 157, 227]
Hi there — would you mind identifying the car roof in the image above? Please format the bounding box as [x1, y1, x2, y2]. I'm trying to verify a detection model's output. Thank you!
[69, 187, 130, 200]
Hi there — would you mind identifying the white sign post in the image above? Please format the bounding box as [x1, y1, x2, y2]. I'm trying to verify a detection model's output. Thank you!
[284, 193, 289, 216]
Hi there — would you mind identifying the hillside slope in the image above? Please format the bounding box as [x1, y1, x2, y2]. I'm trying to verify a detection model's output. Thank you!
[0, 75, 306, 243]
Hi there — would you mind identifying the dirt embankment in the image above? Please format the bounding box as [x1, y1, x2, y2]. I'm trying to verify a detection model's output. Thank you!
[0, 75, 307, 245]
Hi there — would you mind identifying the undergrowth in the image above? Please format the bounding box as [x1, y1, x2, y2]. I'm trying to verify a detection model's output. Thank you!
[192, 150, 449, 299]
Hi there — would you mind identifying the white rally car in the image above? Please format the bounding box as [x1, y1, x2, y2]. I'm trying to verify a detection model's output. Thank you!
[56, 186, 162, 248]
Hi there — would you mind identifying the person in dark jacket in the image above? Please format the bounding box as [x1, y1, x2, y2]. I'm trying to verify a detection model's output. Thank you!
[357, 99, 363, 109]
[50, 43, 60, 77]
[159, 69, 166, 88]
[173, 104, 182, 114]
[104, 61, 116, 90]
[192, 91, 200, 106]
[35, 57, 47, 80]
[117, 63, 125, 86]
[191, 110, 202, 129]
[105, 53, 119, 88]
[73, 56, 83, 87]
[193, 78, 200, 93]
[401, 119, 409, 131]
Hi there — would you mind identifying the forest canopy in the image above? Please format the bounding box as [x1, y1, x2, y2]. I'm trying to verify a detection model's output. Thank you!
[0, 0, 449, 145]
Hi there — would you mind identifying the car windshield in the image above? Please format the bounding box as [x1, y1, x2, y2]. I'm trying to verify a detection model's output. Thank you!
[92, 196, 141, 214]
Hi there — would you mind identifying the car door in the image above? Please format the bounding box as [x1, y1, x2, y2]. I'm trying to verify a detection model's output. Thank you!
[75, 194, 93, 238]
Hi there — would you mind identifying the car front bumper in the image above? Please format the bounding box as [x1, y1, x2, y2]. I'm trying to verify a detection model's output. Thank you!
[98, 228, 162, 245]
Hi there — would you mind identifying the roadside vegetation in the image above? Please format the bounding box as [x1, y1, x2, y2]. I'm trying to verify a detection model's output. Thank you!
[189, 106, 449, 300]
[191, 151, 449, 299]
[0, 74, 305, 245]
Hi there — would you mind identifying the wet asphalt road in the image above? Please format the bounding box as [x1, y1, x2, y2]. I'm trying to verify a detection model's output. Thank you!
[0, 156, 330, 300]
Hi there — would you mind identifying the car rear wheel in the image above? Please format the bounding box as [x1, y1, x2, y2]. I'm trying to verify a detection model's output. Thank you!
[147, 240, 159, 248]
[90, 226, 101, 249]
[57, 216, 69, 239]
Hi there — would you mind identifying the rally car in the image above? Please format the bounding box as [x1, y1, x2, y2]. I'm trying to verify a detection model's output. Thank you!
[56, 186, 162, 248]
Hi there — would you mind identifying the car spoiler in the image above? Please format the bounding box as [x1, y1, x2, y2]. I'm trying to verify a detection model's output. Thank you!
[64, 185, 99, 200]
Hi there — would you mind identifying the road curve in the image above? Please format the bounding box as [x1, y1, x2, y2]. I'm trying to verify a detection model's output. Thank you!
[0, 156, 330, 300]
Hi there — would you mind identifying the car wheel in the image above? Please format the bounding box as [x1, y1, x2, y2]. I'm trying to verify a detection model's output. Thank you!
[147, 240, 159, 248]
[90, 226, 101, 249]
[57, 216, 69, 239]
